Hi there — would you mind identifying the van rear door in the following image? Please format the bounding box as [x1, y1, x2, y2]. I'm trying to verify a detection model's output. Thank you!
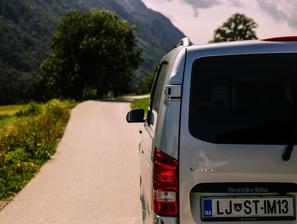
[179, 53, 297, 223]
[140, 62, 169, 224]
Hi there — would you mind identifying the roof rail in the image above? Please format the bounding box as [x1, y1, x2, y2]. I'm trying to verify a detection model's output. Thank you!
[174, 37, 193, 48]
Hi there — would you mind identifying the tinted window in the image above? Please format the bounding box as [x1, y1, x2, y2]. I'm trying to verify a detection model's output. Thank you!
[148, 62, 168, 129]
[189, 54, 296, 144]
[152, 63, 168, 113]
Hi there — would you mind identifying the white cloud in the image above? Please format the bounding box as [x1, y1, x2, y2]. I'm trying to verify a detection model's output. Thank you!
[183, 0, 221, 9]
[185, 0, 221, 16]
[166, 0, 246, 16]
[164, 0, 221, 16]
[257, 0, 297, 29]
[142, 0, 297, 43]
[226, 0, 244, 8]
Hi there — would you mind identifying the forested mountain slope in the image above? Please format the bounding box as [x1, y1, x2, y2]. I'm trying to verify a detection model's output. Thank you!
[0, 0, 184, 103]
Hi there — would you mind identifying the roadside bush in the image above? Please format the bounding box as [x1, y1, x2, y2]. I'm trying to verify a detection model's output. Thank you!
[15, 103, 41, 117]
[0, 115, 11, 128]
[0, 100, 75, 199]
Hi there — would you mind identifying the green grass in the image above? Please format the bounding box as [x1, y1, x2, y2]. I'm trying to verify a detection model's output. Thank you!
[0, 116, 11, 129]
[131, 97, 149, 113]
[0, 105, 26, 116]
[0, 99, 76, 199]
[0, 105, 27, 128]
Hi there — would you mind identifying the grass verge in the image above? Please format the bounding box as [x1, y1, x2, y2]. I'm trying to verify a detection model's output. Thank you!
[0, 105, 26, 116]
[0, 99, 76, 200]
[130, 97, 149, 114]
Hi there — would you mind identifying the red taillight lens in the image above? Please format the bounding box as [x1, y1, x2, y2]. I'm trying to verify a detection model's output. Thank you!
[153, 149, 178, 216]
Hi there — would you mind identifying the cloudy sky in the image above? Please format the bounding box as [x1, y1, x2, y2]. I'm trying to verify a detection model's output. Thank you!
[142, 0, 297, 44]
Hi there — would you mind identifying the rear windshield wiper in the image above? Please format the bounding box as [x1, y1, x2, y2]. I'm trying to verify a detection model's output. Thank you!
[283, 67, 297, 161]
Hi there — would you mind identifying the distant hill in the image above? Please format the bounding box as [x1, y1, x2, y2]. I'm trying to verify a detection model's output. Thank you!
[0, 0, 184, 104]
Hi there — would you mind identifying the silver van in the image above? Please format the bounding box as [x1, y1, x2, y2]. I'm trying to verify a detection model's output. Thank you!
[127, 37, 297, 224]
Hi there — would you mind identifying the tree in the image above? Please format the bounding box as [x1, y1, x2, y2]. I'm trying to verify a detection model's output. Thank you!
[210, 13, 258, 43]
[37, 9, 142, 100]
[136, 73, 155, 94]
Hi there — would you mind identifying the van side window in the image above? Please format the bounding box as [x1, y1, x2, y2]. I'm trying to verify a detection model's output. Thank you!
[149, 62, 168, 129]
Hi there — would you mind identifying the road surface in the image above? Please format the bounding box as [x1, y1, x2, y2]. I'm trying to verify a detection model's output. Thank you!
[0, 101, 142, 224]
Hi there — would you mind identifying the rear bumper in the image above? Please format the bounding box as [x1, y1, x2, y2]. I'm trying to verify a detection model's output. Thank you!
[154, 215, 178, 224]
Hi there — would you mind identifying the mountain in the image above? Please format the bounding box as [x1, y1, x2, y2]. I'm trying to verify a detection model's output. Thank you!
[83, 0, 184, 80]
[0, 0, 184, 103]
[0, 0, 84, 103]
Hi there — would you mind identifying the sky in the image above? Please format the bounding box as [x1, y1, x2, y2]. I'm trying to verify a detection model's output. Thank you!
[141, 0, 297, 44]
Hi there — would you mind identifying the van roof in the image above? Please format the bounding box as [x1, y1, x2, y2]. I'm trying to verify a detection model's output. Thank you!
[164, 38, 297, 86]
[186, 39, 297, 57]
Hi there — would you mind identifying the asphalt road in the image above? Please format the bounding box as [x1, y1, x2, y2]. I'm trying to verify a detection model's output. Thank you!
[0, 101, 142, 224]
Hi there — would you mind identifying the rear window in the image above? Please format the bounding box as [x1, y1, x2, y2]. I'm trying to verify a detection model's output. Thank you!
[189, 54, 296, 144]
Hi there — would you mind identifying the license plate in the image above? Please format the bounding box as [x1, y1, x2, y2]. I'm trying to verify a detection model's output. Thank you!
[201, 196, 296, 221]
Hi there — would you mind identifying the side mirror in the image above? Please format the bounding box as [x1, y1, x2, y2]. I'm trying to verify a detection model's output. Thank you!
[126, 109, 145, 123]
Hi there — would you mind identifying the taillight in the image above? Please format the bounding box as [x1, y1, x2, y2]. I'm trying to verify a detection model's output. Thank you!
[153, 149, 178, 216]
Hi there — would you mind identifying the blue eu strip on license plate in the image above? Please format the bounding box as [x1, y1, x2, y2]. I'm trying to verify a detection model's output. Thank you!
[201, 196, 296, 221]
[204, 199, 213, 217]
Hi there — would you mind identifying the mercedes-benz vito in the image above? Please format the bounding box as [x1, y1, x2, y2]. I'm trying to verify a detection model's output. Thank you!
[127, 37, 297, 224]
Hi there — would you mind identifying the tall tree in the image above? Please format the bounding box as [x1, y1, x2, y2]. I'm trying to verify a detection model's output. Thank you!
[137, 72, 155, 94]
[210, 13, 258, 43]
[37, 9, 142, 100]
